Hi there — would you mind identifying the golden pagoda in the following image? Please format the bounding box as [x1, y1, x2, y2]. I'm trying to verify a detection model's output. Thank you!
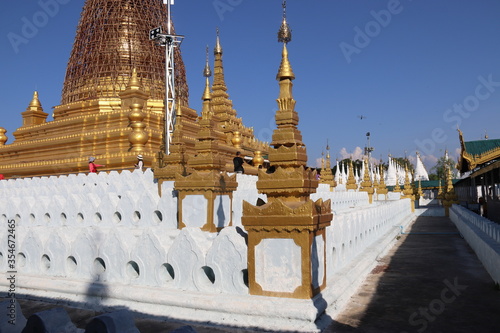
[242, 1, 332, 298]
[377, 165, 389, 198]
[345, 159, 358, 191]
[401, 166, 415, 212]
[320, 141, 336, 190]
[0, 0, 267, 178]
[443, 160, 458, 216]
[393, 170, 402, 193]
[359, 158, 374, 203]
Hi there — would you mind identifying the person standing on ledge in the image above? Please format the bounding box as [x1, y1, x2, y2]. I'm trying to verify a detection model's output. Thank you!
[233, 151, 245, 174]
[88, 157, 104, 173]
[135, 154, 144, 171]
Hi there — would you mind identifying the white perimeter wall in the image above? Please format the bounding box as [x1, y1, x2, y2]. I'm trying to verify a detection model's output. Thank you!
[0, 170, 414, 332]
[450, 204, 500, 285]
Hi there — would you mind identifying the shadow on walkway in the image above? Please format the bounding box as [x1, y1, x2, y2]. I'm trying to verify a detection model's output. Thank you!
[326, 215, 500, 333]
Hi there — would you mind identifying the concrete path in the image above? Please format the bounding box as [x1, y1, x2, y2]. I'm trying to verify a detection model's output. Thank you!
[325, 215, 500, 333]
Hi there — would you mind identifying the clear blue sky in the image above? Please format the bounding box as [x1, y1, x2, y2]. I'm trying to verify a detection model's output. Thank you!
[1, 0, 500, 171]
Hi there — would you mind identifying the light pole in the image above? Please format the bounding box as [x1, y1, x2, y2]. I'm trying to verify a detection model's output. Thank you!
[149, 0, 184, 155]
[364, 132, 374, 161]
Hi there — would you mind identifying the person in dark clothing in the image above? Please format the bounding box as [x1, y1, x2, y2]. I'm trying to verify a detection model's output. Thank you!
[233, 151, 244, 173]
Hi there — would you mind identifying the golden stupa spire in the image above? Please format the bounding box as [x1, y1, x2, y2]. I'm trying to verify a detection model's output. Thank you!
[346, 159, 357, 191]
[442, 162, 458, 216]
[277, 44, 295, 81]
[242, 0, 332, 299]
[377, 165, 388, 197]
[21, 90, 48, 127]
[402, 166, 413, 196]
[29, 91, 42, 108]
[214, 27, 223, 55]
[202, 46, 212, 101]
[321, 140, 336, 189]
[326, 140, 331, 169]
[211, 28, 237, 121]
[276, 0, 294, 80]
[271, 0, 304, 157]
[360, 158, 374, 202]
[445, 163, 454, 193]
[417, 178, 423, 197]
[126, 68, 141, 90]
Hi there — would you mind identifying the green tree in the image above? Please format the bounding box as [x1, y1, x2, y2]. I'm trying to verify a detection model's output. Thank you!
[428, 173, 439, 181]
[430, 156, 457, 181]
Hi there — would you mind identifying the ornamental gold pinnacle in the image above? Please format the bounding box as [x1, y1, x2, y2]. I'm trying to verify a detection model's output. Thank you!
[277, 0, 292, 43]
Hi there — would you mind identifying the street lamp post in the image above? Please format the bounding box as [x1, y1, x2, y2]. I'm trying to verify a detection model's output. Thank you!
[149, 0, 184, 155]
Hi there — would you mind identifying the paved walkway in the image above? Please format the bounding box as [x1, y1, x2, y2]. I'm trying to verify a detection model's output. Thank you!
[325, 215, 500, 333]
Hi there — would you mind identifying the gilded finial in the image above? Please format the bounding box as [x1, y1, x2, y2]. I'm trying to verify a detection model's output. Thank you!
[203, 45, 212, 78]
[214, 27, 222, 54]
[202, 45, 212, 101]
[277, 0, 292, 43]
[127, 68, 141, 89]
[29, 91, 42, 107]
[0, 127, 8, 146]
[276, 44, 295, 80]
[202, 48, 212, 101]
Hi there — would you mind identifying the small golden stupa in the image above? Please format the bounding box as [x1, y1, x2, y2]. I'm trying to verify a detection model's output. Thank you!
[242, 0, 332, 299]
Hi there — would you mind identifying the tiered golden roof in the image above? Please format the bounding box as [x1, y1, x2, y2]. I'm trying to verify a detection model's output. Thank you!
[174, 71, 238, 232]
[209, 30, 267, 162]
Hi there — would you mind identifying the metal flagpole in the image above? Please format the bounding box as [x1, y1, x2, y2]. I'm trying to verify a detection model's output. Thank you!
[150, 0, 184, 155]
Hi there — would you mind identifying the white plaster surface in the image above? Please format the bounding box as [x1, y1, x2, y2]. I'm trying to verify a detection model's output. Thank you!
[255, 238, 302, 293]
[231, 174, 267, 227]
[182, 195, 207, 228]
[206, 227, 248, 294]
[311, 190, 370, 213]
